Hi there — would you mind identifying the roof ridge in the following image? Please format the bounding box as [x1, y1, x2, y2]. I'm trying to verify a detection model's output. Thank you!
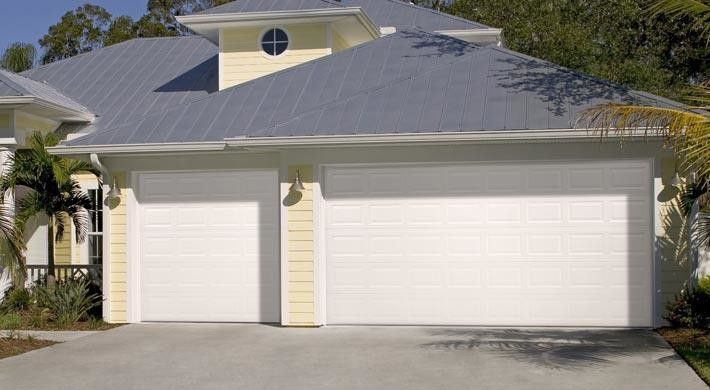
[253, 46, 492, 134]
[0, 69, 28, 96]
[22, 36, 208, 77]
[66, 29, 466, 145]
[194, 0, 344, 15]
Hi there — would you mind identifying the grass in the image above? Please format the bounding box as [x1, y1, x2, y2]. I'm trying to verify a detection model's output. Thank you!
[658, 328, 710, 385]
[0, 311, 120, 331]
[0, 335, 57, 360]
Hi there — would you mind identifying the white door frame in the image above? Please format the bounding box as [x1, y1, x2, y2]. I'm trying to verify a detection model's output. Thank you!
[127, 168, 281, 323]
[315, 158, 657, 327]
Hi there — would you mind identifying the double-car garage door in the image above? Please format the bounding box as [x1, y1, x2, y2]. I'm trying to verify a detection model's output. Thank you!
[136, 160, 652, 326]
[324, 161, 652, 327]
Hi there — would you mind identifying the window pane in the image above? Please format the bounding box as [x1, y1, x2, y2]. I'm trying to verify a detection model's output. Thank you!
[262, 42, 274, 55]
[275, 28, 288, 42]
[262, 29, 276, 43]
[89, 236, 103, 265]
[274, 42, 288, 56]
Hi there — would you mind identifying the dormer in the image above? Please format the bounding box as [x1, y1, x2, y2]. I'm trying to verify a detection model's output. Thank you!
[178, 7, 380, 90]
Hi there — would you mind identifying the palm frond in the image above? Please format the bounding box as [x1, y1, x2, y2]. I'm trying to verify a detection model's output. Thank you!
[0, 204, 26, 285]
[648, 0, 710, 34]
[576, 103, 710, 177]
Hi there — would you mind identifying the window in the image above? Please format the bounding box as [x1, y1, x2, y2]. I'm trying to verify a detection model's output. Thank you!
[87, 189, 103, 265]
[261, 28, 288, 57]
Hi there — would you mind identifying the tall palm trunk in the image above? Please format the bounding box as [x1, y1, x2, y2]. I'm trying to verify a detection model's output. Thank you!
[46, 214, 55, 285]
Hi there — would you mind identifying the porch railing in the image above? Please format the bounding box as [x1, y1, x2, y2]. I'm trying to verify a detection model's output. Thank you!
[26, 264, 102, 284]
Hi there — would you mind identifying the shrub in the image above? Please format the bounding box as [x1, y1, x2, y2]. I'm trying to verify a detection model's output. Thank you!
[664, 286, 710, 328]
[26, 307, 51, 328]
[34, 279, 99, 326]
[1, 287, 31, 313]
[697, 276, 710, 295]
[0, 313, 22, 330]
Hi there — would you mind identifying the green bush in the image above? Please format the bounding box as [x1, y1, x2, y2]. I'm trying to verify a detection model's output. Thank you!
[34, 279, 99, 326]
[0, 313, 22, 330]
[1, 287, 31, 313]
[697, 276, 710, 295]
[664, 285, 710, 328]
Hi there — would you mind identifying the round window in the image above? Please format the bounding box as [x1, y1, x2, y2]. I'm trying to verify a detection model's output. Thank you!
[261, 28, 289, 57]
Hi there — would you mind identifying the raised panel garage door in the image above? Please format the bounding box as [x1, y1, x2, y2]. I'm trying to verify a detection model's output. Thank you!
[138, 171, 279, 322]
[324, 161, 652, 326]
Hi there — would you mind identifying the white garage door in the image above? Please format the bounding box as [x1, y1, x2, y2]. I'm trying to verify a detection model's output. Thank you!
[138, 171, 279, 322]
[324, 161, 652, 327]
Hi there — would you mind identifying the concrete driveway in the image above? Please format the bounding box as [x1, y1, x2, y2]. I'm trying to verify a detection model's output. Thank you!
[0, 324, 705, 390]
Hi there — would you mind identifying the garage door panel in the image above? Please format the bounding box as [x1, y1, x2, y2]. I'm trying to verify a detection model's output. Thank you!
[139, 170, 279, 323]
[325, 161, 652, 326]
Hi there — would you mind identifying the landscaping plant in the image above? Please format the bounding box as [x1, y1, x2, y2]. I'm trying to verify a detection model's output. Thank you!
[0, 287, 31, 313]
[33, 279, 99, 326]
[664, 276, 710, 329]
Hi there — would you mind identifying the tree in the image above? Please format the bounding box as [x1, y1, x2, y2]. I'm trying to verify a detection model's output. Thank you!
[103, 16, 137, 46]
[576, 0, 709, 249]
[39, 4, 112, 64]
[0, 203, 26, 286]
[0, 132, 99, 283]
[143, 0, 233, 35]
[444, 0, 708, 100]
[0, 42, 36, 73]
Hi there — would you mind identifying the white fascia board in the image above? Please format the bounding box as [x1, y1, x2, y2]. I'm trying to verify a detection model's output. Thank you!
[436, 28, 503, 45]
[0, 96, 94, 122]
[47, 141, 227, 156]
[226, 129, 663, 148]
[177, 8, 380, 43]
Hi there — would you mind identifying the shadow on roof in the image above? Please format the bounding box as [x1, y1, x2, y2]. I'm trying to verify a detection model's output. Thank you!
[154, 55, 219, 94]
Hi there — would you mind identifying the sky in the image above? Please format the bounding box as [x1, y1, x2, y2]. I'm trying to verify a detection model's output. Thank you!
[0, 0, 146, 56]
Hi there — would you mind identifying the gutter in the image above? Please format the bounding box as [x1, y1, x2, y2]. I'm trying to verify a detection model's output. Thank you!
[47, 141, 227, 156]
[47, 129, 663, 156]
[225, 129, 664, 148]
[0, 96, 95, 122]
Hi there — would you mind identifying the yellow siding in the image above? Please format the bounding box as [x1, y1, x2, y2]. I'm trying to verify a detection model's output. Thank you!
[53, 217, 72, 266]
[14, 111, 57, 133]
[221, 24, 329, 90]
[332, 29, 349, 53]
[108, 172, 128, 323]
[286, 165, 316, 326]
[0, 112, 9, 128]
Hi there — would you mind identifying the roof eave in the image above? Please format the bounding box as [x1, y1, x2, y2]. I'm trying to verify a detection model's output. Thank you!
[0, 96, 95, 122]
[47, 129, 664, 156]
[177, 7, 380, 44]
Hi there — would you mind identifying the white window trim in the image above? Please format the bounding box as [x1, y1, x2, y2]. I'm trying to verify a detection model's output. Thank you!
[258, 26, 291, 59]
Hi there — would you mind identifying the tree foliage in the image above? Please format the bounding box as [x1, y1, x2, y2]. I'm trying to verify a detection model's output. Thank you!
[39, 1, 234, 62]
[444, 0, 708, 100]
[0, 42, 36, 73]
[0, 133, 99, 280]
[39, 4, 111, 64]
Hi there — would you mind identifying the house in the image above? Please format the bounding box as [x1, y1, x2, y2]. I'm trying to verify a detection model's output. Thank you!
[0, 0, 695, 327]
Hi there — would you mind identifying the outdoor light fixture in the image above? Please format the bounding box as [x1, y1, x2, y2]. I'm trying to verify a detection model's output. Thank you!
[290, 170, 306, 192]
[107, 177, 122, 199]
[669, 171, 683, 187]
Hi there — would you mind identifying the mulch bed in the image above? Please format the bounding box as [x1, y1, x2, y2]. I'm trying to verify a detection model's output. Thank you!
[0, 337, 57, 359]
[658, 327, 710, 385]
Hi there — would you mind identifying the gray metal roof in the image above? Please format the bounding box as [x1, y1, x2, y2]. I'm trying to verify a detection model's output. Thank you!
[252, 47, 679, 136]
[63, 29, 679, 147]
[196, 0, 489, 30]
[64, 30, 482, 145]
[22, 36, 217, 132]
[0, 68, 92, 116]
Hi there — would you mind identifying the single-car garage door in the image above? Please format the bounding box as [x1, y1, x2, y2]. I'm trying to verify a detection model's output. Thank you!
[138, 171, 279, 322]
[324, 161, 652, 327]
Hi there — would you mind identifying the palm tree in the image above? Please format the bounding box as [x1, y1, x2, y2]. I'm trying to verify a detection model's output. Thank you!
[576, 0, 709, 269]
[0, 132, 98, 283]
[0, 203, 26, 286]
